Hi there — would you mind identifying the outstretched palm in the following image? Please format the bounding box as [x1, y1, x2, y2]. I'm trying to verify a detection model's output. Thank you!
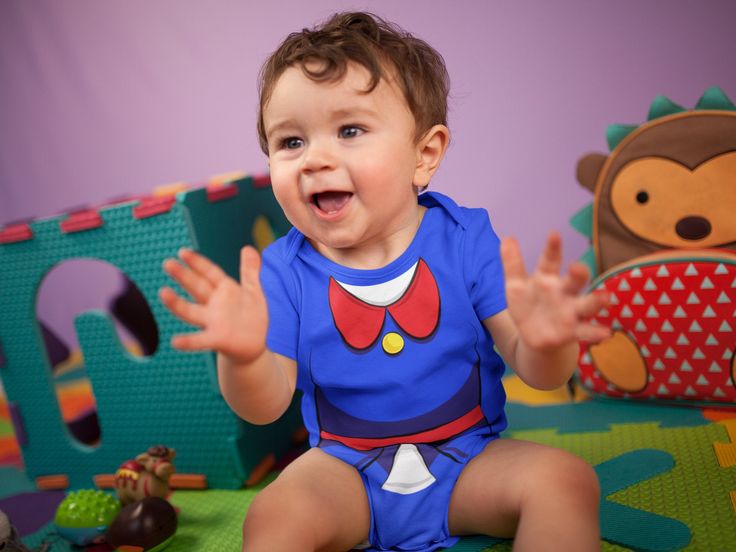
[501, 232, 610, 351]
[159, 245, 268, 363]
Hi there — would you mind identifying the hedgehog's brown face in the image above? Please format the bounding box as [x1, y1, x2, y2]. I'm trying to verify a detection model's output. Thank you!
[610, 151, 736, 249]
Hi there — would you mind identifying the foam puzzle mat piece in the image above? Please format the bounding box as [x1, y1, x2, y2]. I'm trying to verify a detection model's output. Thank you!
[164, 488, 263, 550]
[17, 521, 57, 551]
[713, 419, 736, 467]
[446, 535, 503, 551]
[0, 490, 65, 538]
[597, 448, 675, 495]
[596, 449, 691, 551]
[703, 408, 736, 422]
[506, 400, 708, 434]
[0, 465, 34, 499]
[601, 500, 690, 552]
[0, 177, 302, 489]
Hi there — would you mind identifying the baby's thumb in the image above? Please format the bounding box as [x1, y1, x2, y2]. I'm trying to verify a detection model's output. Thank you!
[239, 245, 262, 286]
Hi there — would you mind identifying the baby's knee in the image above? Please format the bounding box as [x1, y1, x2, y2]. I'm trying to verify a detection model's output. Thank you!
[528, 449, 600, 506]
[564, 455, 599, 504]
[243, 488, 314, 551]
[242, 493, 275, 550]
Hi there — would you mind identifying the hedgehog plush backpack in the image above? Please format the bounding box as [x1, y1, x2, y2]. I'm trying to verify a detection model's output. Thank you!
[572, 87, 736, 407]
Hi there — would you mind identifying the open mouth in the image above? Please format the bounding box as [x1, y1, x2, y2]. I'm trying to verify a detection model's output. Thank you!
[312, 191, 353, 215]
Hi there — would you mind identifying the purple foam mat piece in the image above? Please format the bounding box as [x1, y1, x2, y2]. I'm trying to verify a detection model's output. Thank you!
[0, 491, 66, 536]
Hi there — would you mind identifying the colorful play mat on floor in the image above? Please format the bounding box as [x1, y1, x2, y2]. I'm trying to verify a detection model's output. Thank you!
[1, 367, 735, 551]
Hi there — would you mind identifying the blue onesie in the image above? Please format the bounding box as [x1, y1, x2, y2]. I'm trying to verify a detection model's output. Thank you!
[260, 192, 508, 551]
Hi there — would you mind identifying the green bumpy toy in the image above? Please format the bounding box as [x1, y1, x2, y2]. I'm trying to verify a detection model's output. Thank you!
[54, 489, 121, 546]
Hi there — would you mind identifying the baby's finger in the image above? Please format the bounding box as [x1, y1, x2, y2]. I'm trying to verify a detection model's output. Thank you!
[535, 232, 562, 275]
[159, 286, 207, 327]
[574, 290, 610, 319]
[163, 258, 213, 304]
[178, 248, 228, 287]
[562, 262, 591, 295]
[240, 245, 263, 289]
[575, 322, 612, 344]
[500, 237, 527, 281]
[171, 330, 214, 352]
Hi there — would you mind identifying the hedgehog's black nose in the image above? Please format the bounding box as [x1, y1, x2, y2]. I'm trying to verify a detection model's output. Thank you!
[675, 216, 711, 240]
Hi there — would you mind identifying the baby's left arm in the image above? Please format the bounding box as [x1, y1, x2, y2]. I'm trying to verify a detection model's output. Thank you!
[484, 232, 610, 390]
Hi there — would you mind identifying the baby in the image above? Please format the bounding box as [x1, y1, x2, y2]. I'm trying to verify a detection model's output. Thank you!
[160, 12, 609, 552]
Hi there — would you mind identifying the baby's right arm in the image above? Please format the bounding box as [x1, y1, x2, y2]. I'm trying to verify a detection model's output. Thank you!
[159, 245, 296, 424]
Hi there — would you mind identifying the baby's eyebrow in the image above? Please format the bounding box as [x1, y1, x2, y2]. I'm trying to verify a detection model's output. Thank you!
[264, 120, 297, 140]
[329, 106, 378, 120]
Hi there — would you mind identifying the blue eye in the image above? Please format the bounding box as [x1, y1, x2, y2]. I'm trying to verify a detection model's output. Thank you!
[283, 137, 303, 149]
[339, 126, 363, 139]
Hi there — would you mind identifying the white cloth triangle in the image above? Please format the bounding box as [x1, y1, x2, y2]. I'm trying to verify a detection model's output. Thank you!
[381, 444, 436, 495]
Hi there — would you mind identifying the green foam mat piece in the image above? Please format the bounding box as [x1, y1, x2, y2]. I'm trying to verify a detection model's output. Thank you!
[164, 477, 274, 551]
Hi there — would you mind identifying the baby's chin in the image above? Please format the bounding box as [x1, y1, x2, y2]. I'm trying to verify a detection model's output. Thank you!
[307, 233, 359, 252]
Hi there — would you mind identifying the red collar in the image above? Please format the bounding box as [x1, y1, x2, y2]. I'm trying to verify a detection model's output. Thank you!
[328, 259, 440, 350]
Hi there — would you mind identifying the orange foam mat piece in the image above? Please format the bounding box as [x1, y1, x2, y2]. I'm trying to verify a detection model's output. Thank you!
[703, 408, 736, 422]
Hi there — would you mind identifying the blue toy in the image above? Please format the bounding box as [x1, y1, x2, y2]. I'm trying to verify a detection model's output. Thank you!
[54, 489, 120, 546]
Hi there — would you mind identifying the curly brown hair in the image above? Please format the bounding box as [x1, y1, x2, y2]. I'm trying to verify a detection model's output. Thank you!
[257, 12, 450, 154]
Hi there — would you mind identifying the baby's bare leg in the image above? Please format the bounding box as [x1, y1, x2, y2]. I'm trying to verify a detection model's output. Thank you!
[448, 438, 600, 551]
[243, 448, 370, 552]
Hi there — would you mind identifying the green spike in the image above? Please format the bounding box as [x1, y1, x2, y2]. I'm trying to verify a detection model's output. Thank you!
[695, 86, 736, 111]
[606, 124, 638, 151]
[580, 248, 597, 280]
[647, 95, 686, 121]
[570, 203, 594, 239]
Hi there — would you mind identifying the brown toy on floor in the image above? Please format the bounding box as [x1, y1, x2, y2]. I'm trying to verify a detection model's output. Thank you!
[114, 445, 176, 505]
[106, 497, 177, 551]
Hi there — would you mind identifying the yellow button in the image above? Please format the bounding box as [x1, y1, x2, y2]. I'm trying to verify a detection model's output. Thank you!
[382, 332, 404, 355]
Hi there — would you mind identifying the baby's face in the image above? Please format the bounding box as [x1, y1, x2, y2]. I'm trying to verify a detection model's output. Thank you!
[262, 62, 425, 264]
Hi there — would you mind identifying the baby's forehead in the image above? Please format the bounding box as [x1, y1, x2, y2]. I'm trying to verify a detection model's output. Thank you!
[271, 61, 405, 105]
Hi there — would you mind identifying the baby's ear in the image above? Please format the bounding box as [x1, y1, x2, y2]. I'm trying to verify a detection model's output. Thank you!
[414, 125, 450, 188]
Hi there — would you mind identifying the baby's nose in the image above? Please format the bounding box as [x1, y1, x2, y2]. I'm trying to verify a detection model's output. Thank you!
[302, 141, 337, 173]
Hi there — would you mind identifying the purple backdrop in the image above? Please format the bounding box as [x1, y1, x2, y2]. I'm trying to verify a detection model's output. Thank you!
[1, 0, 735, 349]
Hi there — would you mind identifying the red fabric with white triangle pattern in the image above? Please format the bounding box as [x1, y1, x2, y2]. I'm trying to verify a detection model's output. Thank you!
[578, 252, 736, 405]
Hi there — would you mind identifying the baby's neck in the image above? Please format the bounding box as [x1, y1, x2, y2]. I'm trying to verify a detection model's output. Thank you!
[311, 206, 426, 270]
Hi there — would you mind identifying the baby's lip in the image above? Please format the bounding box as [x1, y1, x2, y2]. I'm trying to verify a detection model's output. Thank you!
[311, 191, 353, 215]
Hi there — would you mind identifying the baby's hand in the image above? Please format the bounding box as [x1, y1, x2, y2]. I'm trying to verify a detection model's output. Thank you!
[159, 245, 268, 364]
[501, 232, 610, 351]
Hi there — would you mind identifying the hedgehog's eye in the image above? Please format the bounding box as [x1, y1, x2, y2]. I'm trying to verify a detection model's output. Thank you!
[636, 191, 649, 204]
